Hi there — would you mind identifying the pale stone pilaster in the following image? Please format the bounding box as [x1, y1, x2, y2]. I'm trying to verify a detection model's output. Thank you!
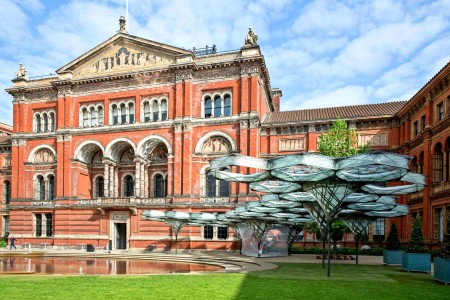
[109, 164, 114, 197]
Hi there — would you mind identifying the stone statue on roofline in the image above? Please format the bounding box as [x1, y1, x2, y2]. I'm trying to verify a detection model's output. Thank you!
[119, 16, 127, 33]
[16, 63, 28, 80]
[244, 28, 258, 46]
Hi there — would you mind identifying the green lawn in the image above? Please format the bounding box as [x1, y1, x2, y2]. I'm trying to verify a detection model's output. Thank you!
[0, 263, 448, 299]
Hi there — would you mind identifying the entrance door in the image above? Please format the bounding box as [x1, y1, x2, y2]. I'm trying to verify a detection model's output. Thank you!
[115, 223, 127, 250]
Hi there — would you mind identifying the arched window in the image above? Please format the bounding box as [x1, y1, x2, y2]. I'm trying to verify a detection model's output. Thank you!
[48, 175, 55, 200]
[120, 104, 127, 124]
[38, 176, 45, 200]
[129, 103, 135, 124]
[43, 113, 48, 132]
[35, 115, 41, 133]
[49, 113, 55, 131]
[161, 100, 168, 121]
[206, 172, 217, 197]
[112, 105, 119, 125]
[214, 95, 222, 117]
[3, 180, 11, 204]
[204, 97, 212, 118]
[224, 94, 231, 116]
[95, 176, 104, 198]
[154, 174, 166, 198]
[83, 109, 89, 127]
[152, 101, 159, 121]
[144, 102, 151, 122]
[98, 107, 104, 125]
[124, 175, 134, 197]
[90, 108, 97, 127]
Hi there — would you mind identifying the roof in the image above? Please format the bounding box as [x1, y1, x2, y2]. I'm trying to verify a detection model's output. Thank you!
[263, 101, 407, 125]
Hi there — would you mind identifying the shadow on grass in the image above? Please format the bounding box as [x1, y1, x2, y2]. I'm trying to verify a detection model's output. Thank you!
[233, 263, 449, 300]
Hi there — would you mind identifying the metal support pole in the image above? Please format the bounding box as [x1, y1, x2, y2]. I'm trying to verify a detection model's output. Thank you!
[327, 221, 331, 277]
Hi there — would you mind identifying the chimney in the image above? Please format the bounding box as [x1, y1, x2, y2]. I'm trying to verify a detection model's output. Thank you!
[271, 88, 282, 112]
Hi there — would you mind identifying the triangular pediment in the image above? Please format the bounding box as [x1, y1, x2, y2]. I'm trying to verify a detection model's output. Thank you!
[57, 33, 193, 79]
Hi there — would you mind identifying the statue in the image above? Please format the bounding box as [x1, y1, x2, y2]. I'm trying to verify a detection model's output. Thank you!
[16, 63, 28, 79]
[119, 16, 127, 32]
[244, 28, 258, 46]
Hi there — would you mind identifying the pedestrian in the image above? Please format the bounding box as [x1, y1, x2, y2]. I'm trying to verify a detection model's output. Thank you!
[9, 235, 17, 250]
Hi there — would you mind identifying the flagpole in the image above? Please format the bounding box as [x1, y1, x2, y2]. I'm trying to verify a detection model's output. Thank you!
[125, 0, 129, 31]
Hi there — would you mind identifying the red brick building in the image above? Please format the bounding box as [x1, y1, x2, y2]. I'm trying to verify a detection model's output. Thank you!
[1, 22, 449, 250]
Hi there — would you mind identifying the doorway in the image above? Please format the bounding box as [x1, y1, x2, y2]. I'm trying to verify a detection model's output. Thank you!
[115, 223, 127, 250]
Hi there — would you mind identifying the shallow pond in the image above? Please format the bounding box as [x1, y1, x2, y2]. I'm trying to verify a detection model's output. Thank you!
[0, 256, 223, 275]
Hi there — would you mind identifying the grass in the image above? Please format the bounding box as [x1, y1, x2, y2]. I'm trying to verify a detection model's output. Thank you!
[0, 263, 448, 299]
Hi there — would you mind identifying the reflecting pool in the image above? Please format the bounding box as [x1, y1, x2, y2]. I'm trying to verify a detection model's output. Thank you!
[0, 256, 223, 275]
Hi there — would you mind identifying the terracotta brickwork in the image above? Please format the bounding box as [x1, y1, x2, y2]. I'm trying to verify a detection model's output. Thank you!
[2, 28, 450, 250]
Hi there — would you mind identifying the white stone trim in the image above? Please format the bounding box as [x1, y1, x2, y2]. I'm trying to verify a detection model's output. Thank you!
[74, 140, 105, 162]
[195, 131, 237, 153]
[104, 138, 136, 160]
[136, 135, 173, 156]
[141, 96, 169, 122]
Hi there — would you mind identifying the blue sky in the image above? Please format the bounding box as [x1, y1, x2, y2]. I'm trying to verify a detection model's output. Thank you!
[1, 0, 450, 125]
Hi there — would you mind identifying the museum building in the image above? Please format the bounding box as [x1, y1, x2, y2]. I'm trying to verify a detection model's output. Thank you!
[1, 19, 450, 250]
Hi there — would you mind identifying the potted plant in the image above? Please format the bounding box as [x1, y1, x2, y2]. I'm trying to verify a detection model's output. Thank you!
[402, 218, 431, 273]
[434, 215, 450, 284]
[383, 223, 403, 265]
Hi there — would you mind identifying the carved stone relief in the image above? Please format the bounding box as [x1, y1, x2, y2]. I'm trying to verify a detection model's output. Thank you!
[202, 137, 231, 154]
[358, 133, 388, 146]
[34, 149, 55, 164]
[279, 138, 305, 152]
[74, 46, 174, 78]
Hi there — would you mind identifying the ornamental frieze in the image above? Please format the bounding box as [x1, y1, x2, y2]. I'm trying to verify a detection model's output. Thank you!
[175, 72, 192, 81]
[57, 134, 72, 142]
[73, 46, 174, 78]
[12, 139, 26, 146]
[195, 68, 241, 81]
[241, 66, 258, 75]
[358, 133, 388, 147]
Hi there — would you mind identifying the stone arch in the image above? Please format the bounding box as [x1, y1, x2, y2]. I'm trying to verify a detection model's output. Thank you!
[28, 145, 57, 163]
[195, 131, 237, 154]
[136, 135, 172, 158]
[74, 140, 105, 164]
[105, 138, 136, 161]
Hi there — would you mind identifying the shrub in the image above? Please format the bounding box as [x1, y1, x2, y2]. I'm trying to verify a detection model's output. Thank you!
[406, 218, 427, 253]
[0, 240, 6, 248]
[386, 223, 401, 250]
[441, 214, 450, 259]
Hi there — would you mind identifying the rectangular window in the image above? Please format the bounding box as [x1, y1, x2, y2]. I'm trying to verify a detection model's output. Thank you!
[218, 226, 228, 240]
[434, 208, 443, 241]
[45, 214, 53, 237]
[372, 218, 385, 242]
[129, 113, 135, 124]
[421, 115, 426, 131]
[437, 102, 444, 121]
[161, 111, 167, 121]
[113, 116, 118, 125]
[35, 214, 42, 237]
[153, 112, 159, 122]
[413, 121, 418, 137]
[203, 225, 213, 239]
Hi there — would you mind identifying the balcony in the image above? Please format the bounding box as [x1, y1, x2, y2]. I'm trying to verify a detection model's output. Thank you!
[432, 182, 450, 194]
[77, 197, 167, 206]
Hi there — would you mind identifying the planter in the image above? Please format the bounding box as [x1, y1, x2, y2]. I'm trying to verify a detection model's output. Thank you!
[402, 252, 431, 273]
[434, 257, 450, 284]
[383, 249, 403, 265]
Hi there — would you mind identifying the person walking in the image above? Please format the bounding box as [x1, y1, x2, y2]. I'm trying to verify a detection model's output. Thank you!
[9, 235, 17, 250]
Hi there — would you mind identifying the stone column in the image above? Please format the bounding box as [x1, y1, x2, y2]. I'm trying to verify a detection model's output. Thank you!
[444, 151, 448, 182]
[104, 162, 110, 197]
[109, 164, 115, 197]
[114, 167, 119, 197]
[135, 160, 141, 197]
[143, 163, 149, 198]
[140, 162, 146, 198]
[44, 180, 49, 200]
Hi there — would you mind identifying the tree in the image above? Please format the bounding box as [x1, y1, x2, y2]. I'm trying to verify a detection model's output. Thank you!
[331, 220, 348, 256]
[407, 218, 427, 253]
[441, 215, 450, 259]
[386, 223, 402, 250]
[318, 118, 370, 157]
